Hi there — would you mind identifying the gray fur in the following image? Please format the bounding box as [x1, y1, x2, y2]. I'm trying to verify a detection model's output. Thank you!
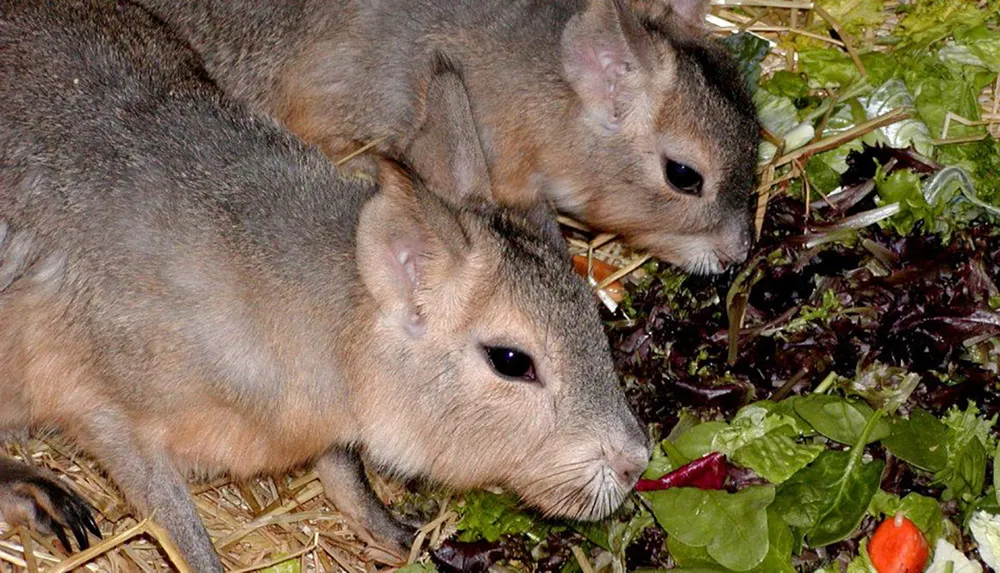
[0, 1, 648, 570]
[138, 0, 762, 273]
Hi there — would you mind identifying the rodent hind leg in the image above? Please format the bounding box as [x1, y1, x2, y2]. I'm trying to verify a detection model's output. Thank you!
[316, 448, 416, 558]
[0, 455, 101, 551]
[73, 411, 224, 573]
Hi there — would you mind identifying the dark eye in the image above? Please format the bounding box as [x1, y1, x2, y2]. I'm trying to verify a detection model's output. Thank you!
[665, 160, 703, 196]
[484, 346, 537, 381]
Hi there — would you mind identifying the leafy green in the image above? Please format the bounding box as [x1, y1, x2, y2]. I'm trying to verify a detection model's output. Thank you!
[798, 49, 862, 88]
[713, 403, 803, 453]
[731, 432, 825, 484]
[996, 442, 1000, 506]
[936, 403, 996, 501]
[575, 504, 654, 561]
[884, 404, 996, 502]
[773, 449, 885, 548]
[875, 167, 941, 235]
[956, 25, 1000, 72]
[817, 0, 886, 37]
[790, 394, 891, 445]
[772, 411, 886, 548]
[925, 538, 985, 573]
[642, 440, 674, 480]
[868, 491, 946, 542]
[761, 70, 810, 101]
[969, 511, 1000, 570]
[667, 403, 821, 484]
[840, 362, 921, 415]
[673, 421, 729, 461]
[883, 407, 952, 470]
[942, 136, 1000, 203]
[454, 491, 557, 543]
[722, 32, 772, 92]
[645, 486, 775, 571]
[667, 507, 794, 573]
[805, 153, 843, 194]
[894, 0, 995, 50]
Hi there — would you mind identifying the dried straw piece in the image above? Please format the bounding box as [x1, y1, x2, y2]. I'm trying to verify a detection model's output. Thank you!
[812, 6, 867, 77]
[772, 107, 911, 167]
[49, 518, 151, 573]
[228, 533, 318, 573]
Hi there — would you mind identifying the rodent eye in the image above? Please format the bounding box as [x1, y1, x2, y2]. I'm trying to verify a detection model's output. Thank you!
[484, 346, 537, 381]
[665, 160, 703, 196]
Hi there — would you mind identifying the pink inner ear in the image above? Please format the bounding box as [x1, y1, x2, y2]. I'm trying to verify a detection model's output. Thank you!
[562, 0, 638, 133]
[388, 242, 428, 336]
[396, 249, 419, 292]
[570, 42, 627, 132]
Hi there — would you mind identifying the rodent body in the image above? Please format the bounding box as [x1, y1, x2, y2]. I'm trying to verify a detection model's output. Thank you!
[0, 1, 649, 570]
[137, 0, 762, 274]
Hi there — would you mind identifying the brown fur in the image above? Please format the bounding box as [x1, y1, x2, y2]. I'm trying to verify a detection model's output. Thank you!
[0, 2, 649, 570]
[137, 0, 762, 274]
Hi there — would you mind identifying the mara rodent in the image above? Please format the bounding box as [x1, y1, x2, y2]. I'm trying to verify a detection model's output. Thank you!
[138, 0, 761, 275]
[0, 1, 650, 570]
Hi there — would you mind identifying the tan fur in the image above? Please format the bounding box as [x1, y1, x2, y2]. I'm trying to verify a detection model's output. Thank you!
[0, 3, 649, 569]
[138, 0, 762, 273]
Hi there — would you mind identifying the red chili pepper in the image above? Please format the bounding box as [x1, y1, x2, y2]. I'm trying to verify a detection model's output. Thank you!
[635, 451, 727, 491]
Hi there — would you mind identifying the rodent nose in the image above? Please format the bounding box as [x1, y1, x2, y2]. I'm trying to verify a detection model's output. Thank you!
[611, 445, 650, 486]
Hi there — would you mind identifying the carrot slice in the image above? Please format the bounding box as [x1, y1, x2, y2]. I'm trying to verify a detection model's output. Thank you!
[571, 255, 624, 303]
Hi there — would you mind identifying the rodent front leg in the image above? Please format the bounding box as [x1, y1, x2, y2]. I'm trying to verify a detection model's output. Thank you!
[74, 412, 223, 573]
[316, 448, 415, 556]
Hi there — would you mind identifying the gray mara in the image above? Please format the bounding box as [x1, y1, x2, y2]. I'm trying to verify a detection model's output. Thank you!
[139, 0, 762, 274]
[0, 0, 649, 570]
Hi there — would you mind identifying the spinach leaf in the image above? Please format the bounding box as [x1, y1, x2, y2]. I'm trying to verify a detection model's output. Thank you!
[645, 486, 775, 571]
[791, 394, 890, 445]
[673, 421, 729, 461]
[667, 507, 794, 573]
[773, 411, 886, 548]
[882, 408, 950, 471]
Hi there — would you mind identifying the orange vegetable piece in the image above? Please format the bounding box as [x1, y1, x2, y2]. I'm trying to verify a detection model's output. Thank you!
[868, 514, 930, 573]
[571, 255, 624, 303]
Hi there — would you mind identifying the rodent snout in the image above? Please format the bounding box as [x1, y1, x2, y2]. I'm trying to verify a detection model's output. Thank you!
[608, 442, 650, 487]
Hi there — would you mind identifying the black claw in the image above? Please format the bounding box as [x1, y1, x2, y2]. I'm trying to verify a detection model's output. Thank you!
[69, 519, 90, 550]
[84, 511, 102, 538]
[51, 522, 72, 552]
[23, 475, 100, 551]
[65, 494, 100, 543]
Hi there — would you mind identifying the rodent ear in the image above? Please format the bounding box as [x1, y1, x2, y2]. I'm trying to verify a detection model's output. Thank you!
[648, 0, 710, 29]
[358, 162, 472, 336]
[524, 202, 572, 261]
[629, 0, 710, 37]
[404, 66, 493, 205]
[562, 0, 650, 134]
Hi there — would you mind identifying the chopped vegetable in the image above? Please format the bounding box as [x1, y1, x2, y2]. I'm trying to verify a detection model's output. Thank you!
[571, 254, 624, 303]
[925, 538, 983, 573]
[867, 515, 930, 573]
[634, 451, 727, 491]
[968, 511, 1000, 571]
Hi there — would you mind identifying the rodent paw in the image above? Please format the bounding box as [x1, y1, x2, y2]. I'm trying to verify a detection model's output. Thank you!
[0, 470, 101, 551]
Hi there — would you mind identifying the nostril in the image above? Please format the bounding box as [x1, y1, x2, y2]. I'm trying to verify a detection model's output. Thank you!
[610, 449, 649, 485]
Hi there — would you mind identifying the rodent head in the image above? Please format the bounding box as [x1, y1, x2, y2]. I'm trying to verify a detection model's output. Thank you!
[353, 164, 649, 521]
[552, 0, 759, 274]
